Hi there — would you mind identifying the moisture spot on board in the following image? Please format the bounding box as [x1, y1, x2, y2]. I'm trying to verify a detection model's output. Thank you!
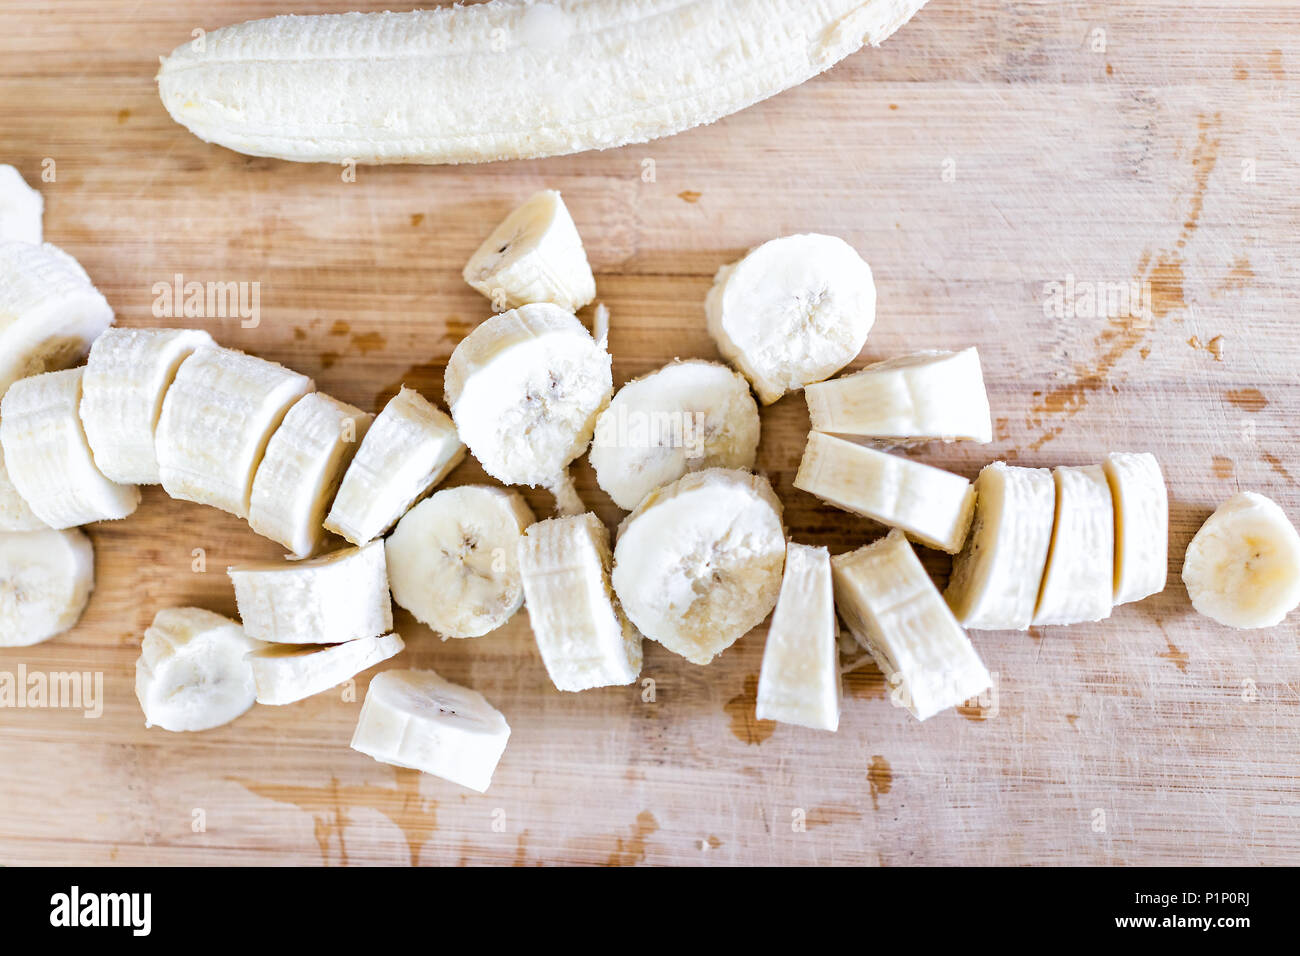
[410, 213, 425, 227]
[1211, 455, 1234, 480]
[1224, 387, 1267, 412]
[117, 108, 130, 124]
[1158, 639, 1189, 673]
[319, 350, 339, 370]
[293, 327, 307, 341]
[725, 674, 774, 745]
[677, 190, 701, 204]
[1065, 713, 1080, 726]
[699, 834, 722, 851]
[606, 810, 659, 866]
[351, 331, 386, 355]
[888, 103, 899, 110]
[329, 320, 350, 336]
[867, 755, 892, 811]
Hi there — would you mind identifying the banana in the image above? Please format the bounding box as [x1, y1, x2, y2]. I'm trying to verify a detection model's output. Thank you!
[611, 467, 786, 665]
[1182, 491, 1300, 629]
[463, 190, 596, 313]
[517, 512, 642, 692]
[228, 541, 393, 645]
[589, 359, 760, 510]
[832, 529, 991, 721]
[804, 348, 992, 442]
[351, 669, 511, 793]
[0, 368, 141, 528]
[0, 240, 114, 397]
[134, 607, 264, 732]
[1032, 465, 1114, 626]
[248, 632, 405, 706]
[156, 1, 929, 165]
[706, 234, 875, 405]
[794, 431, 975, 554]
[1103, 451, 1168, 606]
[249, 392, 373, 557]
[155, 345, 314, 518]
[323, 386, 465, 546]
[444, 303, 612, 487]
[79, 327, 215, 485]
[0, 165, 42, 244]
[944, 462, 1055, 630]
[0, 529, 94, 647]
[755, 542, 840, 731]
[0, 442, 48, 531]
[385, 485, 535, 640]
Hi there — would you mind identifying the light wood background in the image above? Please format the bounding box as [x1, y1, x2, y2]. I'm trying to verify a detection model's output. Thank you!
[1, 0, 1297, 866]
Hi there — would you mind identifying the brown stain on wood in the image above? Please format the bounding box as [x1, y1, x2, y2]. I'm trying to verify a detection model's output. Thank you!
[699, 834, 722, 850]
[1187, 334, 1225, 360]
[1211, 455, 1234, 479]
[867, 755, 892, 811]
[1233, 61, 1249, 81]
[806, 805, 862, 829]
[725, 674, 774, 746]
[1158, 639, 1189, 673]
[1261, 451, 1295, 484]
[350, 331, 386, 355]
[606, 810, 658, 866]
[329, 320, 350, 335]
[1065, 713, 1080, 726]
[116, 108, 130, 124]
[843, 663, 887, 699]
[319, 350, 339, 370]
[410, 213, 425, 227]
[1218, 255, 1254, 293]
[441, 314, 474, 344]
[676, 190, 701, 203]
[1266, 48, 1285, 79]
[1225, 387, 1268, 412]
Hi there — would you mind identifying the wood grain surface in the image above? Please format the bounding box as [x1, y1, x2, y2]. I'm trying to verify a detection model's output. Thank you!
[1, 0, 1298, 866]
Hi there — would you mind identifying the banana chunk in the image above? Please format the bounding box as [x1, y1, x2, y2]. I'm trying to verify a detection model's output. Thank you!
[612, 468, 786, 665]
[445, 303, 612, 487]
[249, 633, 405, 706]
[463, 190, 596, 313]
[805, 348, 992, 442]
[832, 529, 991, 721]
[135, 607, 264, 732]
[229, 541, 393, 645]
[0, 528, 94, 647]
[1104, 452, 1168, 606]
[324, 386, 464, 546]
[0, 368, 140, 528]
[1032, 465, 1114, 626]
[385, 485, 535, 639]
[517, 512, 642, 692]
[0, 165, 43, 244]
[249, 392, 373, 557]
[755, 543, 840, 732]
[794, 431, 975, 553]
[0, 442, 48, 531]
[351, 669, 511, 794]
[80, 327, 215, 485]
[1182, 491, 1300, 629]
[945, 462, 1055, 630]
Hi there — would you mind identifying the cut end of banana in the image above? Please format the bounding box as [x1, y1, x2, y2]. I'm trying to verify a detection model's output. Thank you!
[0, 528, 94, 647]
[1032, 465, 1114, 627]
[249, 632, 405, 706]
[1104, 451, 1168, 606]
[0, 165, 43, 245]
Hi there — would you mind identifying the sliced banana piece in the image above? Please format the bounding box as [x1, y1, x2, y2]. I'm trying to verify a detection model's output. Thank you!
[0, 165, 42, 244]
[804, 347, 992, 442]
[323, 386, 464, 546]
[0, 442, 48, 531]
[832, 529, 991, 721]
[351, 669, 511, 794]
[590, 359, 760, 510]
[249, 392, 373, 557]
[945, 462, 1055, 630]
[517, 512, 642, 692]
[385, 485, 535, 640]
[1032, 465, 1114, 626]
[794, 431, 974, 553]
[612, 467, 786, 665]
[0, 529, 93, 647]
[1104, 451, 1168, 606]
[229, 541, 393, 645]
[79, 327, 215, 484]
[135, 607, 264, 732]
[444, 304, 612, 487]
[1182, 491, 1300, 629]
[755, 542, 840, 732]
[249, 632, 405, 706]
[0, 368, 140, 528]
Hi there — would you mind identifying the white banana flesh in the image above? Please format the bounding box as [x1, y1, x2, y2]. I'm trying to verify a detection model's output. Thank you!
[79, 327, 215, 485]
[612, 467, 786, 665]
[385, 485, 535, 640]
[156, 1, 929, 165]
[794, 431, 975, 553]
[1182, 491, 1300, 629]
[804, 348, 992, 442]
[135, 607, 265, 733]
[249, 392, 372, 557]
[445, 303, 612, 487]
[1104, 451, 1168, 606]
[351, 669, 511, 794]
[323, 386, 464, 546]
[945, 462, 1055, 630]
[0, 529, 93, 647]
[832, 529, 991, 721]
[0, 368, 140, 528]
[590, 359, 760, 510]
[0, 165, 42, 244]
[228, 541, 393, 645]
[706, 234, 875, 405]
[517, 512, 642, 692]
[1032, 465, 1114, 626]
[249, 632, 405, 706]
[463, 190, 596, 313]
[755, 542, 840, 732]
[0, 442, 48, 531]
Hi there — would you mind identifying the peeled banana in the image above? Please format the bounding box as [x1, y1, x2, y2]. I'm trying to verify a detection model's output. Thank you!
[249, 632, 405, 706]
[1032, 465, 1114, 626]
[0, 443, 48, 532]
[0, 528, 94, 647]
[1104, 452, 1168, 606]
[0, 165, 42, 244]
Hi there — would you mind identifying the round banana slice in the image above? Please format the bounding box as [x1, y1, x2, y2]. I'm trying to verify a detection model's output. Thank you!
[0, 164, 43, 244]
[1182, 492, 1300, 629]
[590, 359, 760, 510]
[444, 304, 612, 487]
[0, 442, 48, 532]
[0, 528, 94, 647]
[385, 484, 536, 639]
[705, 233, 875, 405]
[611, 467, 786, 665]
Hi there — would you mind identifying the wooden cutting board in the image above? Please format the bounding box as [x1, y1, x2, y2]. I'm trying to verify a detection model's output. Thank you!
[1, 0, 1297, 866]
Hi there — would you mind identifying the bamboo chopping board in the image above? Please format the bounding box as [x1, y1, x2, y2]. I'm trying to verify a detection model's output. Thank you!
[1, 0, 1297, 866]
